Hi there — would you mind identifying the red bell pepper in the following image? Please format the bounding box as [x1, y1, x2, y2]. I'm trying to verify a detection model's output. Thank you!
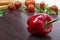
[27, 13, 58, 35]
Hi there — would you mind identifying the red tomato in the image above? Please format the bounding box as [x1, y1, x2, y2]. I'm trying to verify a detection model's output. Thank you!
[40, 2, 45, 8]
[13, 1, 21, 8]
[50, 5, 58, 12]
[25, 0, 31, 6]
[8, 4, 14, 11]
[30, 0, 35, 5]
[27, 4, 34, 11]
[25, 0, 35, 6]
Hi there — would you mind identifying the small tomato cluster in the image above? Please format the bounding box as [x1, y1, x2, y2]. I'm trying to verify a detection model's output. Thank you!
[7, 1, 21, 11]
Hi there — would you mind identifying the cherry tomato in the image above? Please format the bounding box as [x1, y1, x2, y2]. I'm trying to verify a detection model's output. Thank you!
[40, 2, 45, 8]
[27, 4, 34, 12]
[30, 0, 35, 5]
[25, 0, 35, 6]
[25, 0, 30, 6]
[50, 5, 58, 12]
[13, 1, 21, 8]
[8, 4, 14, 11]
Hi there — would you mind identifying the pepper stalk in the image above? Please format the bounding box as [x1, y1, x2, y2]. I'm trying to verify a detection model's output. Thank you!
[44, 18, 59, 28]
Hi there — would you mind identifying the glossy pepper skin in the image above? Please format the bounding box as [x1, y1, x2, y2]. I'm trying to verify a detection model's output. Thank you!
[27, 13, 52, 35]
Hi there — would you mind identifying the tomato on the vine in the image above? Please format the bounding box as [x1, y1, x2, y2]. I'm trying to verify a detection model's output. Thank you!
[25, 0, 35, 6]
[50, 5, 58, 12]
[27, 4, 34, 12]
[13, 1, 21, 8]
[8, 4, 14, 11]
[40, 2, 45, 8]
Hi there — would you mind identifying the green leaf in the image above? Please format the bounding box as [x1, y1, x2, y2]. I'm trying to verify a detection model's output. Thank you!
[35, 3, 45, 13]
[35, 3, 40, 12]
[46, 11, 50, 14]
[46, 7, 58, 15]
[35, 3, 39, 9]
[35, 8, 40, 12]
[18, 7, 21, 11]
[23, 6, 27, 11]
[0, 7, 6, 11]
[39, 8, 44, 13]
[50, 11, 57, 15]
[0, 11, 4, 16]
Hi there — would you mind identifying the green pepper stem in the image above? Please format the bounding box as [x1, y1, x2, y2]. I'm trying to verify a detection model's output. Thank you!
[44, 18, 59, 28]
[48, 18, 59, 25]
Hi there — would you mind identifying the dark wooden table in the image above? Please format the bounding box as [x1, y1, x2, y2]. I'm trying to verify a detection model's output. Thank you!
[0, 10, 60, 40]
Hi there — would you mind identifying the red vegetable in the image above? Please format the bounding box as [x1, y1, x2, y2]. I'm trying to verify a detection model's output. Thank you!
[50, 5, 58, 12]
[30, 0, 35, 5]
[13, 1, 21, 8]
[27, 13, 58, 35]
[40, 2, 45, 8]
[25, 0, 35, 6]
[8, 4, 14, 11]
[27, 4, 34, 12]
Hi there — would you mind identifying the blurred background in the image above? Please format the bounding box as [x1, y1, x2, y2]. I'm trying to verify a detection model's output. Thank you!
[35, 0, 60, 9]
[0, 0, 60, 9]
